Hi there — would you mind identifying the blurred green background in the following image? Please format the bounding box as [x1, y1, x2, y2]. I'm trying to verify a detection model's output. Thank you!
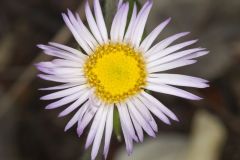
[0, 0, 240, 160]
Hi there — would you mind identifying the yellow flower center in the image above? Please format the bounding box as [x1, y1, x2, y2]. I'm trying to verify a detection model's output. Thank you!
[84, 43, 147, 104]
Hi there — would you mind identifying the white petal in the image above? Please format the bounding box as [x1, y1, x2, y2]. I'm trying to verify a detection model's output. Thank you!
[85, 104, 105, 149]
[49, 42, 87, 59]
[118, 0, 123, 9]
[127, 100, 156, 137]
[145, 32, 190, 57]
[148, 115, 158, 132]
[77, 101, 91, 121]
[58, 91, 90, 117]
[141, 91, 178, 121]
[93, 0, 108, 42]
[147, 48, 205, 68]
[124, 3, 137, 43]
[62, 13, 92, 54]
[39, 83, 79, 91]
[67, 10, 97, 51]
[148, 74, 209, 88]
[120, 112, 133, 155]
[85, 1, 104, 44]
[132, 97, 159, 131]
[131, 1, 153, 47]
[117, 3, 129, 41]
[37, 44, 83, 62]
[64, 101, 90, 131]
[103, 105, 114, 159]
[89, 93, 101, 107]
[145, 83, 202, 100]
[40, 85, 87, 100]
[137, 95, 171, 125]
[35, 61, 55, 68]
[140, 18, 171, 52]
[110, 4, 124, 42]
[131, 97, 152, 121]
[77, 104, 98, 137]
[117, 103, 138, 142]
[51, 59, 83, 68]
[45, 73, 84, 79]
[36, 59, 82, 69]
[147, 39, 198, 62]
[76, 14, 99, 48]
[178, 50, 209, 61]
[148, 60, 197, 73]
[129, 110, 144, 142]
[47, 67, 83, 75]
[38, 74, 87, 83]
[45, 91, 84, 109]
[91, 106, 109, 160]
[36, 66, 56, 75]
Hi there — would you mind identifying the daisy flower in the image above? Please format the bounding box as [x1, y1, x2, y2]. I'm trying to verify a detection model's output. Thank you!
[36, 0, 209, 159]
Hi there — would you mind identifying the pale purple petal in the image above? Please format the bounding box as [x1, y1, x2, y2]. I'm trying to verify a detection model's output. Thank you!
[37, 44, 83, 62]
[178, 50, 209, 61]
[140, 18, 171, 52]
[141, 91, 178, 121]
[45, 91, 84, 109]
[66, 10, 97, 51]
[137, 95, 171, 125]
[131, 97, 152, 121]
[110, 4, 125, 42]
[147, 48, 206, 68]
[131, 1, 153, 47]
[117, 103, 138, 142]
[118, 0, 123, 9]
[44, 67, 83, 75]
[49, 42, 87, 59]
[64, 101, 90, 131]
[145, 83, 202, 100]
[62, 13, 92, 54]
[117, 3, 129, 41]
[85, 104, 105, 149]
[148, 74, 209, 88]
[38, 74, 87, 83]
[120, 111, 133, 155]
[85, 1, 104, 44]
[35, 61, 55, 68]
[129, 110, 144, 142]
[58, 91, 90, 117]
[76, 14, 99, 48]
[132, 97, 159, 131]
[51, 59, 83, 68]
[147, 60, 197, 73]
[93, 0, 108, 42]
[127, 100, 156, 137]
[40, 85, 87, 100]
[124, 3, 137, 43]
[103, 105, 114, 159]
[77, 103, 98, 137]
[147, 39, 198, 62]
[37, 66, 83, 78]
[145, 32, 190, 57]
[39, 83, 78, 91]
[91, 106, 108, 160]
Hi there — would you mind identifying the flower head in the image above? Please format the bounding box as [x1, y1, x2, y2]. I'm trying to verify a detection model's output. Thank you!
[36, 0, 209, 159]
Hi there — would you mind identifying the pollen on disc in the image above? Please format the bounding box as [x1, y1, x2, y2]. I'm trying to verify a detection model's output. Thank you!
[84, 43, 147, 103]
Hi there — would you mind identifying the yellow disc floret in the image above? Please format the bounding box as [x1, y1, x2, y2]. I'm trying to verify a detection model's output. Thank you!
[84, 43, 147, 104]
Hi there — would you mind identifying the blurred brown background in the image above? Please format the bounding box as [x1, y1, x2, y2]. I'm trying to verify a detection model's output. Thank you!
[0, 0, 240, 160]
